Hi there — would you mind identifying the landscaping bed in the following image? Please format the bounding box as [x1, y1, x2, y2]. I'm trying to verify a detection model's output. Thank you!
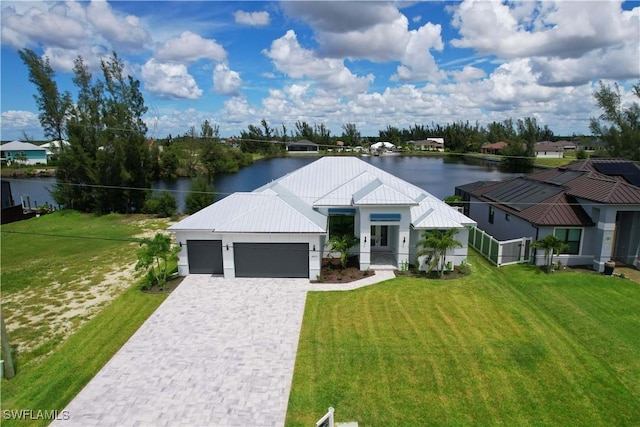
[313, 256, 374, 283]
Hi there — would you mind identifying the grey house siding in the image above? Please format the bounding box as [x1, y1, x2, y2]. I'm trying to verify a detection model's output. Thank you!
[468, 196, 537, 241]
[534, 226, 594, 267]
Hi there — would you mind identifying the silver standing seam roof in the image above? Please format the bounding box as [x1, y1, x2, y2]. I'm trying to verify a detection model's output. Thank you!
[169, 157, 476, 233]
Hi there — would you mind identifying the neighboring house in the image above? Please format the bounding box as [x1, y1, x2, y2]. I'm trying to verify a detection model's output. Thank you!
[459, 159, 640, 271]
[40, 140, 69, 161]
[556, 140, 577, 151]
[370, 141, 395, 153]
[480, 141, 508, 155]
[411, 138, 445, 152]
[455, 180, 501, 216]
[0, 140, 47, 165]
[286, 140, 319, 153]
[534, 141, 564, 158]
[169, 157, 476, 279]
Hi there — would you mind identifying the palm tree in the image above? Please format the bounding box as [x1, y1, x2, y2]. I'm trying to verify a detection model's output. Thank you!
[416, 229, 462, 277]
[327, 234, 360, 268]
[532, 234, 569, 273]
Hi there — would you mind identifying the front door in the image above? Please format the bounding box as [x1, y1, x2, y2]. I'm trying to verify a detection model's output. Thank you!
[371, 225, 389, 251]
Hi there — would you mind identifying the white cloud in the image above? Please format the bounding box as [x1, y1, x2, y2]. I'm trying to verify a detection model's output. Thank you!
[450, 0, 640, 86]
[42, 45, 108, 73]
[393, 22, 445, 81]
[451, 0, 639, 58]
[213, 64, 242, 96]
[141, 59, 202, 99]
[234, 10, 270, 27]
[530, 39, 640, 86]
[155, 31, 226, 64]
[1, 4, 87, 49]
[263, 30, 373, 95]
[449, 66, 487, 83]
[281, 1, 445, 83]
[1, 110, 41, 138]
[86, 0, 150, 51]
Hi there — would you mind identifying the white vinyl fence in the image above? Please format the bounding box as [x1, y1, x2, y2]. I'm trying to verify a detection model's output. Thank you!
[468, 227, 532, 267]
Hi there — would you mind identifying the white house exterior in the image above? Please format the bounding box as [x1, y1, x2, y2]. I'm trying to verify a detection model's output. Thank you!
[535, 141, 564, 158]
[370, 141, 395, 153]
[169, 157, 476, 279]
[41, 140, 69, 160]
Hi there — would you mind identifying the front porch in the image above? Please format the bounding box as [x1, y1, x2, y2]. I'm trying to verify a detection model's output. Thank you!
[369, 251, 397, 271]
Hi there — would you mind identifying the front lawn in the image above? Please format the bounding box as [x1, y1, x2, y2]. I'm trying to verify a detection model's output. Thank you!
[286, 252, 640, 426]
[1, 211, 172, 425]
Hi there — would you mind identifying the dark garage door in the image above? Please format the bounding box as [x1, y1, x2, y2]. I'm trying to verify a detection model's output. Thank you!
[187, 240, 223, 274]
[234, 243, 309, 278]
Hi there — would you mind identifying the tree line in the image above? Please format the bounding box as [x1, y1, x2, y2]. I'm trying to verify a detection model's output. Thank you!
[20, 46, 639, 215]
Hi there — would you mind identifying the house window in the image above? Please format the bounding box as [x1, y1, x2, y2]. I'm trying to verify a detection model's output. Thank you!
[329, 215, 355, 238]
[489, 206, 495, 224]
[554, 228, 582, 255]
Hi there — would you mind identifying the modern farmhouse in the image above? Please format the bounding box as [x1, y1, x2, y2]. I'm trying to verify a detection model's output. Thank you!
[169, 157, 476, 279]
[460, 159, 640, 272]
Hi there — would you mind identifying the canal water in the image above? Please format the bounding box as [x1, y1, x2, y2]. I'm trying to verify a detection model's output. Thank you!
[4, 155, 523, 213]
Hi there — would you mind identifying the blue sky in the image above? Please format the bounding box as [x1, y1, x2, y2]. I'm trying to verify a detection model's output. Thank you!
[1, 1, 639, 141]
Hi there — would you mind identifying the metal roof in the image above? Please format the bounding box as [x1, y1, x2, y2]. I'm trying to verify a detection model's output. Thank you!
[168, 192, 326, 233]
[352, 180, 418, 206]
[171, 157, 475, 234]
[1, 140, 45, 151]
[470, 159, 640, 226]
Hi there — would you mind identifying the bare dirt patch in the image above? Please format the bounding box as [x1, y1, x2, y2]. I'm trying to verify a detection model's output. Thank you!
[3, 218, 176, 363]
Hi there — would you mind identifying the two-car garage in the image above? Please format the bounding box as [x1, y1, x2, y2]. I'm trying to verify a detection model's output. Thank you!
[186, 240, 309, 278]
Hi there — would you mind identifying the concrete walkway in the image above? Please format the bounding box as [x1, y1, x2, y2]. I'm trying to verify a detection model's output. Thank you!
[53, 271, 395, 427]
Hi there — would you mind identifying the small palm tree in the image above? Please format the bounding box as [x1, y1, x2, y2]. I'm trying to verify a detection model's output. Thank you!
[532, 234, 569, 273]
[327, 234, 360, 268]
[416, 229, 462, 278]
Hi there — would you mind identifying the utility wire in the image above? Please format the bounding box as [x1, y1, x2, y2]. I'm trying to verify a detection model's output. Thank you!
[0, 229, 533, 262]
[2, 176, 625, 208]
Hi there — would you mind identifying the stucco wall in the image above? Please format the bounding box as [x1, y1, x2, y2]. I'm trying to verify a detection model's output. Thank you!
[358, 205, 411, 270]
[173, 231, 322, 279]
[409, 227, 470, 272]
[468, 197, 537, 241]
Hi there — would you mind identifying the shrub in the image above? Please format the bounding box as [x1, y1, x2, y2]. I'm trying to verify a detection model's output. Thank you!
[184, 176, 214, 214]
[142, 191, 177, 217]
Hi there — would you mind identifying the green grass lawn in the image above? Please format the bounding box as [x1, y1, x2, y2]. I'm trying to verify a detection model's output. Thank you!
[287, 253, 640, 426]
[1, 211, 170, 425]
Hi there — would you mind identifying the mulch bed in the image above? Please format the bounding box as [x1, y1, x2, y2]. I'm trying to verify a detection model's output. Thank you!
[141, 275, 184, 294]
[394, 266, 471, 280]
[312, 256, 374, 283]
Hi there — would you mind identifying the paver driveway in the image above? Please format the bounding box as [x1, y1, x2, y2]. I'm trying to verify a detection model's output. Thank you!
[53, 276, 309, 427]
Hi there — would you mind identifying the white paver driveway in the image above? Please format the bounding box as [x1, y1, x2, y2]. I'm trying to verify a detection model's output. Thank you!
[52, 276, 309, 427]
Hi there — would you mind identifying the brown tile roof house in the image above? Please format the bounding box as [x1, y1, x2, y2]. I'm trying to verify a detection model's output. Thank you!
[480, 141, 508, 154]
[461, 159, 640, 271]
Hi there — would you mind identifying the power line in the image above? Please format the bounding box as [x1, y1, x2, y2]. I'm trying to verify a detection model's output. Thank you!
[0, 229, 536, 262]
[3, 176, 628, 208]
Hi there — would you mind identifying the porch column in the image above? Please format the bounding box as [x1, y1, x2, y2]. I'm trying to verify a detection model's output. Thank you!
[397, 229, 410, 269]
[593, 218, 615, 272]
[360, 227, 371, 271]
